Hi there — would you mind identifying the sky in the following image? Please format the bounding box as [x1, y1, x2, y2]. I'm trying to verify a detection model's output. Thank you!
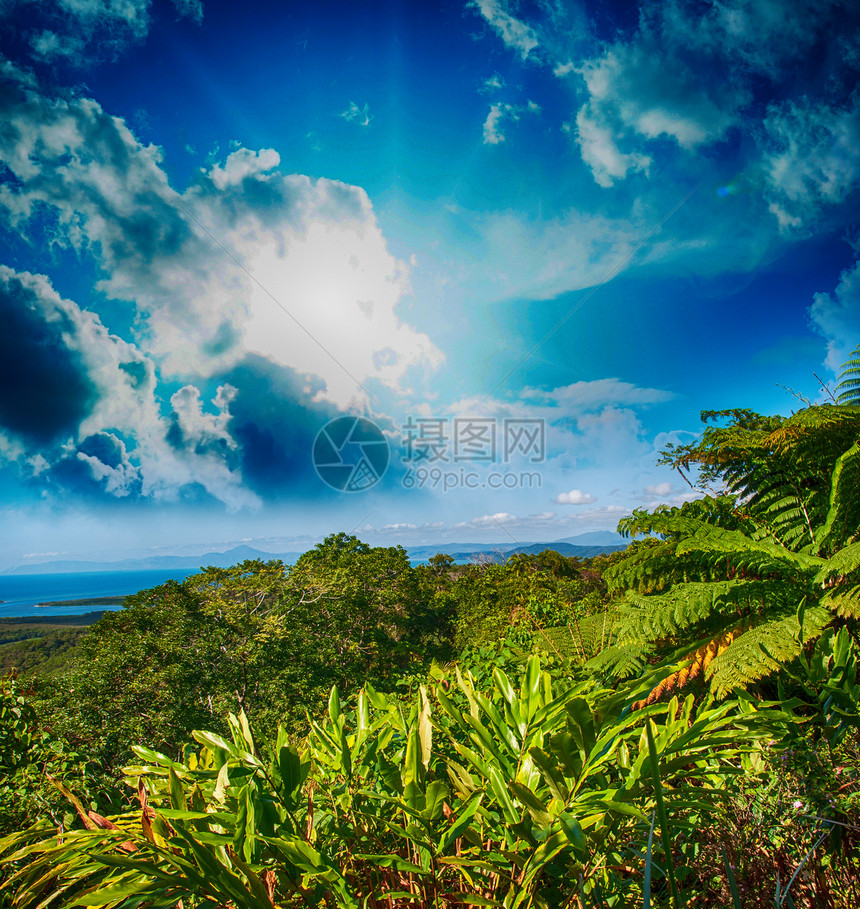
[0, 0, 859, 569]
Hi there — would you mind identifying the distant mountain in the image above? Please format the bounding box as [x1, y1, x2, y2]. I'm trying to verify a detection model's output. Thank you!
[405, 539, 626, 564]
[405, 543, 519, 561]
[507, 542, 626, 558]
[6, 536, 628, 575]
[554, 531, 627, 546]
[4, 546, 303, 575]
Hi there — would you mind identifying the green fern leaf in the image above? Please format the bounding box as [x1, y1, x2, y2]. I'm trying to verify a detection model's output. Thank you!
[836, 344, 860, 405]
[818, 442, 860, 553]
[584, 643, 645, 680]
[706, 607, 830, 698]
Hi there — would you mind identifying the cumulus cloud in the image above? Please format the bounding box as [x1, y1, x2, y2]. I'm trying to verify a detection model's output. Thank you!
[450, 377, 673, 478]
[573, 26, 749, 187]
[554, 489, 596, 505]
[0, 266, 261, 509]
[0, 65, 442, 411]
[0, 266, 97, 444]
[570, 110, 652, 188]
[73, 432, 141, 498]
[472, 0, 860, 203]
[761, 94, 860, 231]
[809, 251, 860, 372]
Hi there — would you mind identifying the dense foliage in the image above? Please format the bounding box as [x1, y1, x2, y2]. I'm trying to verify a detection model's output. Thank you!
[3, 366, 860, 905]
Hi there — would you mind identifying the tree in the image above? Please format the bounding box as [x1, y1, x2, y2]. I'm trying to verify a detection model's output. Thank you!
[596, 399, 860, 698]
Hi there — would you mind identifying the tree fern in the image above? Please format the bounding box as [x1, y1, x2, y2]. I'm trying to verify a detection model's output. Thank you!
[706, 607, 830, 698]
[616, 579, 795, 644]
[817, 441, 860, 552]
[836, 344, 860, 405]
[534, 610, 618, 663]
[584, 642, 646, 680]
[603, 398, 860, 700]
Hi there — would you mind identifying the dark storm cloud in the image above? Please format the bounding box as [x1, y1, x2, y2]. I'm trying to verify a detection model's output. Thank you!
[0, 270, 96, 444]
[221, 355, 343, 498]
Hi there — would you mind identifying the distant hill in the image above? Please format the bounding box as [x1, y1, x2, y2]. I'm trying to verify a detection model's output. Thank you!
[4, 546, 303, 575]
[405, 535, 627, 565]
[507, 542, 626, 558]
[554, 531, 627, 546]
[6, 532, 628, 575]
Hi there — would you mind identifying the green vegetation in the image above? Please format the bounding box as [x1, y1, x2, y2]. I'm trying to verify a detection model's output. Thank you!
[2, 361, 860, 905]
[33, 597, 126, 609]
[0, 614, 107, 677]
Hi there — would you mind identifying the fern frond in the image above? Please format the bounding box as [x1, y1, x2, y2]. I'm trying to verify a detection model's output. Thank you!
[815, 540, 860, 584]
[584, 642, 645, 680]
[818, 442, 860, 553]
[675, 523, 824, 575]
[822, 583, 860, 618]
[535, 612, 618, 662]
[836, 344, 860, 405]
[636, 625, 744, 706]
[603, 538, 680, 594]
[706, 607, 831, 698]
[617, 579, 793, 643]
[763, 405, 860, 449]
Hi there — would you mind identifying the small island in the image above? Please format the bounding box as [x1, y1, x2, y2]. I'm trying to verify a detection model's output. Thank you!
[33, 596, 126, 609]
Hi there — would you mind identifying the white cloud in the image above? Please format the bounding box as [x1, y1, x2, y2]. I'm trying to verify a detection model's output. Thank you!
[573, 34, 748, 186]
[15, 0, 202, 64]
[473, 0, 856, 200]
[662, 0, 844, 79]
[340, 101, 372, 127]
[522, 378, 675, 411]
[171, 0, 203, 24]
[573, 106, 652, 187]
[761, 94, 860, 231]
[483, 103, 509, 145]
[470, 0, 539, 60]
[461, 512, 517, 526]
[0, 266, 258, 509]
[75, 432, 140, 497]
[555, 489, 596, 505]
[645, 481, 673, 496]
[810, 251, 860, 372]
[469, 207, 644, 300]
[482, 101, 540, 145]
[480, 73, 506, 93]
[0, 66, 442, 411]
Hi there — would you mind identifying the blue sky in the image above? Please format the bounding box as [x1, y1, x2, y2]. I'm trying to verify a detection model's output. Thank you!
[1, 0, 859, 568]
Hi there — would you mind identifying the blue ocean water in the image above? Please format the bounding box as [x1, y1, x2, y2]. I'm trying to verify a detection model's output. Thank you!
[0, 570, 198, 618]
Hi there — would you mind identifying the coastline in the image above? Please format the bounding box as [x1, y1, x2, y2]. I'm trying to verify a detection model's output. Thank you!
[33, 596, 126, 609]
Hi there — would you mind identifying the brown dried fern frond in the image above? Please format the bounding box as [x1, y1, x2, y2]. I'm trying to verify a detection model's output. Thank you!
[635, 626, 744, 708]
